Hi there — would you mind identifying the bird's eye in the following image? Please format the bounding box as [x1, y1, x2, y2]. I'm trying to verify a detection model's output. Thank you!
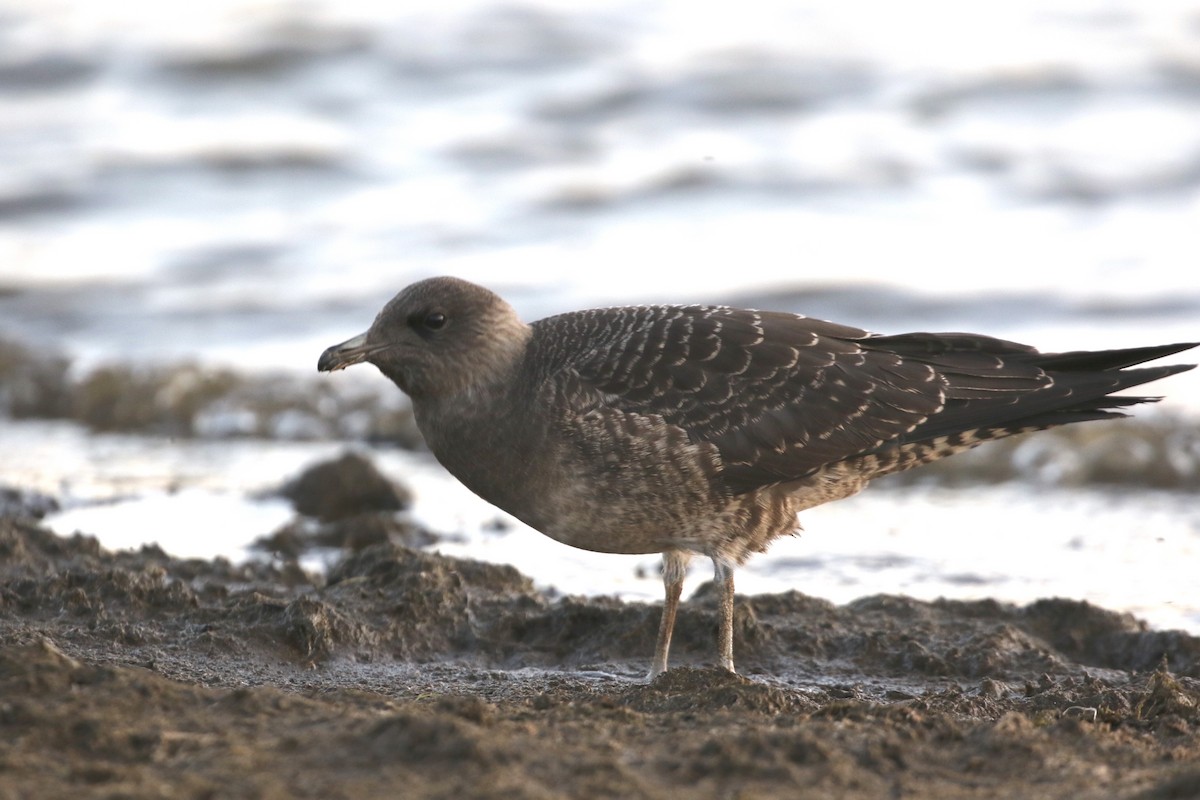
[409, 310, 447, 336]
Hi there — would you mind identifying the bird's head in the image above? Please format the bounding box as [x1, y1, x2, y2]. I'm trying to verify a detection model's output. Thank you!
[318, 276, 531, 400]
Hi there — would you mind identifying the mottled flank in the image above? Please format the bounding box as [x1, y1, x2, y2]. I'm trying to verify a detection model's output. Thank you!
[319, 276, 1197, 678]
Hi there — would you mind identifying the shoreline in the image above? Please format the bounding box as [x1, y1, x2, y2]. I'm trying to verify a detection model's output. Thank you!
[3, 512, 1199, 798]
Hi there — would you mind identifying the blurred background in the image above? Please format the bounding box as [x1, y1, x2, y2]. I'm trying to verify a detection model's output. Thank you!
[1, 0, 1198, 628]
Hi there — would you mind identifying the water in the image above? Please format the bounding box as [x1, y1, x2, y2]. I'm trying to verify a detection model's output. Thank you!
[2, 0, 1198, 630]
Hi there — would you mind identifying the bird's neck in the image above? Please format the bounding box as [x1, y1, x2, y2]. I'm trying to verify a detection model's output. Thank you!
[411, 369, 553, 524]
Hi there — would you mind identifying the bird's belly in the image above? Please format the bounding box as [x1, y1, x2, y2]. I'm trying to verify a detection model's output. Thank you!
[422, 401, 798, 560]
[521, 429, 727, 555]
[526, 466, 803, 563]
[425, 434, 699, 554]
[530, 498, 729, 556]
[535, 520, 674, 556]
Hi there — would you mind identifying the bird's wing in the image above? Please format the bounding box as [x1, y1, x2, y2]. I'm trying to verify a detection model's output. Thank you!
[531, 306, 1046, 492]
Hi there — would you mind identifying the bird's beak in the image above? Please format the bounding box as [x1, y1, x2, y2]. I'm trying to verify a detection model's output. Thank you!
[318, 332, 372, 372]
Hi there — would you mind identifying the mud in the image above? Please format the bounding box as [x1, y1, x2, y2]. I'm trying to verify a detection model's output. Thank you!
[3, 510, 1200, 799]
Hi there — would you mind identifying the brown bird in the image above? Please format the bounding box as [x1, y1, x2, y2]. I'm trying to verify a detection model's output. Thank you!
[318, 276, 1196, 678]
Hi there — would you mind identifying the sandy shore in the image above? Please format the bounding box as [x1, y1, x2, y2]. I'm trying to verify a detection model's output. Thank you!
[2, 510, 1199, 800]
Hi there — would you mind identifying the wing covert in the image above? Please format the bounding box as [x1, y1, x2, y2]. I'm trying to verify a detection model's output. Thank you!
[530, 305, 949, 492]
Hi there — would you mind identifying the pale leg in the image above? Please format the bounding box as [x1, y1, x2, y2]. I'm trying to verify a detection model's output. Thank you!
[713, 558, 735, 673]
[648, 550, 690, 679]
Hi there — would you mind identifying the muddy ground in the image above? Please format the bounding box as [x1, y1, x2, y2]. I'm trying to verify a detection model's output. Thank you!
[3, 506, 1200, 800]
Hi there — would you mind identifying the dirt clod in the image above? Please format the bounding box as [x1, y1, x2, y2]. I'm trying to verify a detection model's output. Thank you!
[281, 452, 414, 520]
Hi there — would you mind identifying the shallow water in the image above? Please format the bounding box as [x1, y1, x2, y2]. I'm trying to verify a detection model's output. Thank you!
[1, 1, 1198, 631]
[8, 418, 1197, 636]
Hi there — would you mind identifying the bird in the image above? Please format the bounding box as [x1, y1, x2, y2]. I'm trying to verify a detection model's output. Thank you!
[318, 276, 1196, 678]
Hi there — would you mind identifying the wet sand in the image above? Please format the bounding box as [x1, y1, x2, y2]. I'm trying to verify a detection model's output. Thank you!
[3, 508, 1199, 800]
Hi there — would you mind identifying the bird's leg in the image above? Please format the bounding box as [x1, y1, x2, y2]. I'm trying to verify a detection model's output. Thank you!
[713, 558, 736, 673]
[648, 550, 690, 680]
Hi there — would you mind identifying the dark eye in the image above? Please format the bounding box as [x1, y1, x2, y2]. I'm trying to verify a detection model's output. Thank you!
[409, 310, 446, 336]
